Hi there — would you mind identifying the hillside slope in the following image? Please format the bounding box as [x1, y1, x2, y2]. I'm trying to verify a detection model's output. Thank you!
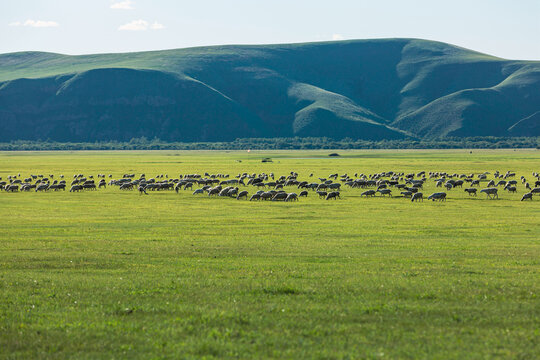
[0, 39, 539, 142]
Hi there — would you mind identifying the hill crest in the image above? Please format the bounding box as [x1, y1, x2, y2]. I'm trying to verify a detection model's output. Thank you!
[0, 38, 539, 141]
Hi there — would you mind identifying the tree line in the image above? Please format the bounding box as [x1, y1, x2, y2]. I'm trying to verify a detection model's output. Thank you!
[0, 136, 538, 151]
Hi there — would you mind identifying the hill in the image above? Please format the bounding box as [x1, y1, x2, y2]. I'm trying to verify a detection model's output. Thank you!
[0, 39, 539, 142]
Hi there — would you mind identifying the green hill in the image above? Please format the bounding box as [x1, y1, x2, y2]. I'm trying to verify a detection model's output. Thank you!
[0, 39, 539, 142]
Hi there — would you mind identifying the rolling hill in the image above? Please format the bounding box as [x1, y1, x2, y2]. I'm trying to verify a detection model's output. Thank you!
[0, 38, 539, 142]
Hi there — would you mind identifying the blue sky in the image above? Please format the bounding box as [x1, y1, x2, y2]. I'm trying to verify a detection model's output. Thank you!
[1, 0, 539, 59]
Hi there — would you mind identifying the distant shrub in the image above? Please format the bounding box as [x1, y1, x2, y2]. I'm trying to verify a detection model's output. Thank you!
[0, 136, 538, 151]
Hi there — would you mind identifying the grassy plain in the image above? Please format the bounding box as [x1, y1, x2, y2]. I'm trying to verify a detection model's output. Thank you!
[0, 149, 539, 359]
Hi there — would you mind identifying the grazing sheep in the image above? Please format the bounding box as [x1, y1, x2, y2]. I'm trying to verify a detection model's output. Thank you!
[325, 191, 340, 200]
[361, 190, 376, 197]
[504, 185, 517, 193]
[35, 184, 49, 192]
[138, 185, 148, 195]
[249, 193, 261, 201]
[521, 192, 533, 201]
[5, 184, 19, 192]
[401, 191, 412, 198]
[84, 183, 97, 191]
[119, 183, 133, 190]
[236, 190, 249, 200]
[192, 189, 204, 195]
[480, 188, 498, 199]
[317, 191, 327, 198]
[411, 192, 423, 202]
[49, 184, 65, 191]
[70, 185, 83, 192]
[272, 192, 288, 201]
[328, 183, 341, 190]
[261, 192, 273, 201]
[464, 188, 477, 196]
[428, 192, 447, 201]
[377, 189, 392, 197]
[285, 193, 298, 202]
[316, 183, 328, 191]
[299, 190, 308, 197]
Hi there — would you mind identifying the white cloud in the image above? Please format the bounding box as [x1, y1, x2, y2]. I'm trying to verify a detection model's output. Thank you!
[150, 22, 164, 30]
[9, 19, 59, 28]
[118, 19, 164, 31]
[332, 34, 345, 41]
[119, 19, 148, 31]
[111, 0, 134, 10]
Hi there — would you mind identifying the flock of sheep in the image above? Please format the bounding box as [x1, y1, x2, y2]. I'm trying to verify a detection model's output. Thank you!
[1, 169, 539, 202]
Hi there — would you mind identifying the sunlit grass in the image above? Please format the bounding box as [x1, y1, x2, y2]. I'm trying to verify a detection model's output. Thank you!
[0, 149, 539, 359]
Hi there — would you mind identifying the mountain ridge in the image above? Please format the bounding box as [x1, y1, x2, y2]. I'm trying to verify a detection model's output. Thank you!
[0, 38, 539, 142]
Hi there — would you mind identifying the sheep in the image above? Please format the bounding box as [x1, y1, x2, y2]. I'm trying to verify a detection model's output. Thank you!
[325, 191, 340, 200]
[521, 192, 533, 201]
[83, 183, 97, 191]
[377, 189, 392, 197]
[272, 192, 288, 201]
[70, 185, 83, 192]
[192, 189, 204, 195]
[464, 188, 477, 196]
[480, 188, 498, 199]
[299, 190, 308, 197]
[411, 192, 423, 202]
[285, 193, 298, 202]
[5, 184, 19, 192]
[401, 191, 413, 198]
[236, 190, 249, 200]
[49, 184, 65, 191]
[35, 184, 49, 192]
[361, 190, 376, 197]
[427, 192, 447, 201]
[328, 183, 341, 190]
[208, 187, 221, 196]
[316, 183, 328, 191]
[119, 183, 133, 190]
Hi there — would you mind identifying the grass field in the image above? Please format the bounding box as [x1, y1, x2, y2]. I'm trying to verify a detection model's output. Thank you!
[0, 150, 539, 359]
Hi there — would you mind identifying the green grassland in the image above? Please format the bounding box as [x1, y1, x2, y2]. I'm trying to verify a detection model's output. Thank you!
[0, 150, 539, 359]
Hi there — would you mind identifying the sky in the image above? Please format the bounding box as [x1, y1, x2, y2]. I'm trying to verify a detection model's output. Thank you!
[1, 0, 539, 60]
